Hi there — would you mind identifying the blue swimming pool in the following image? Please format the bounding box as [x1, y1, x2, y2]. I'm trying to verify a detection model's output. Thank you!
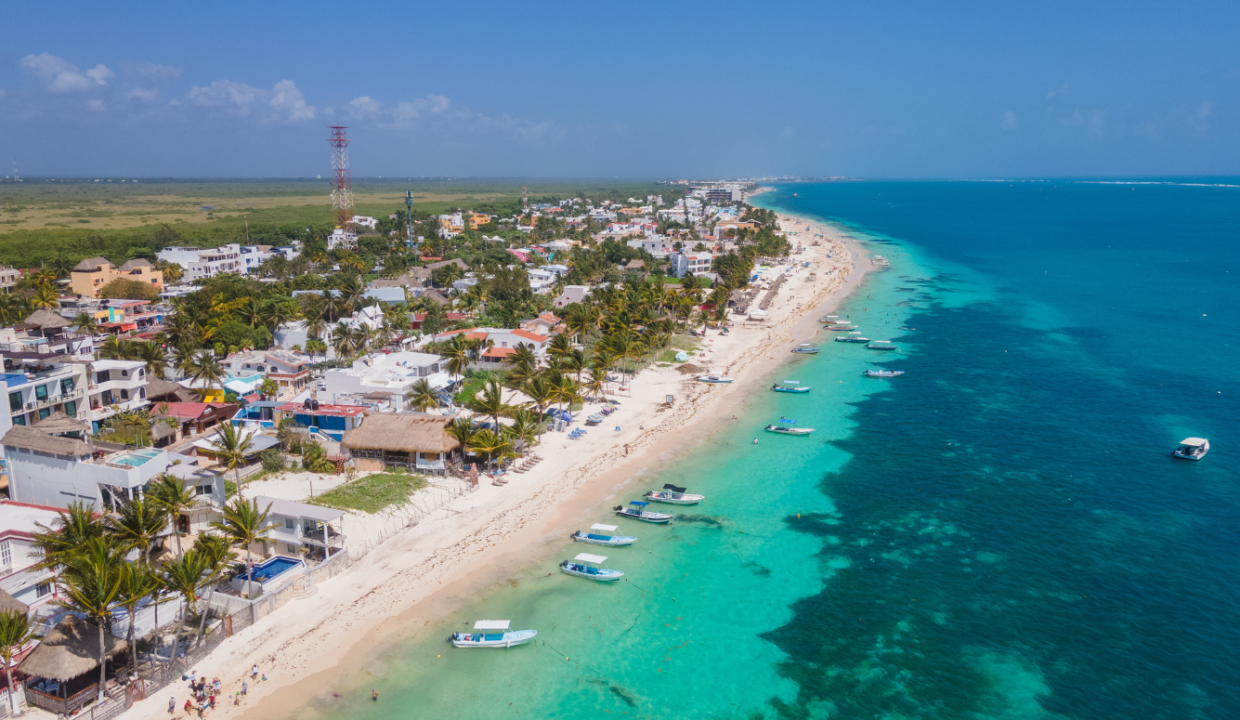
[235, 556, 303, 584]
[109, 448, 163, 467]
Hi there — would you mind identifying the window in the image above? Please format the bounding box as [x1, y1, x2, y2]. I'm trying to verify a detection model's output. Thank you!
[34, 384, 48, 401]
[36, 582, 53, 599]
[121, 369, 128, 377]
[284, 518, 295, 530]
[64, 401, 76, 417]
[0, 541, 9, 567]
[39, 408, 50, 420]
[197, 484, 212, 496]
[12, 416, 24, 426]
[8, 392, 20, 412]
[120, 389, 129, 400]
[61, 378, 75, 394]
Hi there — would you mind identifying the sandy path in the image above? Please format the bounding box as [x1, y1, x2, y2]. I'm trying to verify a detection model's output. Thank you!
[121, 209, 873, 720]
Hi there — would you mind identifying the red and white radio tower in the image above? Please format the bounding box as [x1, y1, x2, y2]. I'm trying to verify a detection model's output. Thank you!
[328, 126, 354, 229]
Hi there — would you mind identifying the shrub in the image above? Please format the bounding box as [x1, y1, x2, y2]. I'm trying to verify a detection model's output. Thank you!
[259, 449, 287, 473]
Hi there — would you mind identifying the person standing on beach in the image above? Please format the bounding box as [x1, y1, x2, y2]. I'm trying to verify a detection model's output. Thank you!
[372, 689, 379, 702]
[251, 664, 258, 680]
[241, 681, 248, 696]
[169, 697, 176, 714]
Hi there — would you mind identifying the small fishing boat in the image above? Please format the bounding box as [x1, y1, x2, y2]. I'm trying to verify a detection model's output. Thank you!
[571, 523, 637, 546]
[772, 380, 812, 394]
[791, 344, 820, 355]
[866, 341, 899, 351]
[614, 501, 673, 524]
[819, 314, 840, 323]
[865, 369, 905, 378]
[645, 483, 705, 505]
[560, 553, 624, 582]
[449, 620, 537, 648]
[697, 375, 734, 384]
[1173, 437, 1210, 461]
[765, 419, 814, 436]
[825, 323, 859, 331]
[835, 333, 871, 344]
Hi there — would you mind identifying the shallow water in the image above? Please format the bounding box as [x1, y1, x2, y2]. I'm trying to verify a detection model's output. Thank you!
[286, 180, 1240, 719]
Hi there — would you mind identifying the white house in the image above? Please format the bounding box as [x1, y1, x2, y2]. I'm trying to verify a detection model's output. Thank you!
[86, 360, 150, 430]
[316, 351, 452, 408]
[670, 252, 717, 279]
[552, 285, 590, 309]
[327, 227, 358, 250]
[157, 245, 245, 282]
[0, 501, 64, 617]
[253, 495, 346, 560]
[351, 215, 378, 230]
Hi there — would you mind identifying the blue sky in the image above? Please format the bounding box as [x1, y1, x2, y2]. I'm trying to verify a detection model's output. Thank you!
[1, 0, 1236, 178]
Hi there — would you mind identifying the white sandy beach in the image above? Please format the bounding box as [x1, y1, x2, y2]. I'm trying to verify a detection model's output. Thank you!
[120, 208, 873, 720]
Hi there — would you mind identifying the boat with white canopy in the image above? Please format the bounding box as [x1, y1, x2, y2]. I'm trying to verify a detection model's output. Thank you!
[865, 369, 905, 378]
[614, 501, 673, 524]
[1173, 437, 1209, 461]
[571, 524, 636, 546]
[449, 620, 537, 648]
[867, 340, 899, 351]
[560, 553, 624, 582]
[836, 333, 870, 344]
[791, 344, 820, 355]
[644, 483, 705, 505]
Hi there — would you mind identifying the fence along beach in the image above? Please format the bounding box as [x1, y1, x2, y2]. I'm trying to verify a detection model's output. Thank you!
[118, 209, 867, 720]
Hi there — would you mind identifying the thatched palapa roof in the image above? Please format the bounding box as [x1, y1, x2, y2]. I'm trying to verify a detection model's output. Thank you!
[22, 309, 72, 330]
[0, 590, 29, 617]
[1, 425, 93, 458]
[341, 412, 460, 454]
[72, 257, 114, 272]
[35, 411, 89, 437]
[19, 616, 127, 682]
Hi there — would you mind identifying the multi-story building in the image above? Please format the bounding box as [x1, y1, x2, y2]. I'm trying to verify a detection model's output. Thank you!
[326, 228, 358, 250]
[85, 360, 149, 430]
[69, 257, 164, 299]
[315, 351, 452, 408]
[438, 213, 464, 238]
[0, 267, 20, 293]
[156, 245, 244, 282]
[0, 501, 66, 618]
[222, 349, 313, 400]
[1, 363, 89, 433]
[670, 252, 718, 279]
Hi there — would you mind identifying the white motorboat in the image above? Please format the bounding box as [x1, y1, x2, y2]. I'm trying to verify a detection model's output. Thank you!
[866, 340, 899, 351]
[449, 620, 537, 648]
[765, 420, 814, 436]
[571, 523, 637, 546]
[560, 553, 624, 582]
[791, 344, 820, 355]
[865, 369, 905, 378]
[614, 501, 673, 524]
[1173, 437, 1209, 461]
[697, 375, 735, 384]
[645, 483, 705, 505]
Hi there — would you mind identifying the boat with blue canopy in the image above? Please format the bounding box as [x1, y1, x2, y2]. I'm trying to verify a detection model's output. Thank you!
[571, 523, 637, 546]
[449, 620, 537, 648]
[765, 418, 814, 436]
[772, 380, 812, 394]
[614, 501, 673, 524]
[560, 553, 624, 582]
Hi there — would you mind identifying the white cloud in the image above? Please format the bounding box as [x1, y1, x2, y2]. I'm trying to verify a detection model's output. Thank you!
[1046, 84, 1071, 101]
[87, 99, 106, 112]
[20, 54, 112, 92]
[1001, 110, 1018, 130]
[347, 95, 383, 119]
[187, 80, 264, 114]
[390, 94, 451, 123]
[121, 60, 182, 81]
[127, 88, 160, 102]
[187, 79, 315, 121]
[268, 80, 315, 121]
[86, 64, 114, 85]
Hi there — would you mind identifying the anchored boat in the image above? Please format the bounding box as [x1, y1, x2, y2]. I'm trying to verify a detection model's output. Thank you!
[571, 523, 636, 546]
[449, 620, 537, 648]
[560, 553, 624, 582]
[835, 332, 871, 343]
[825, 323, 859, 331]
[697, 375, 734, 384]
[865, 369, 905, 378]
[765, 418, 814, 436]
[614, 501, 673, 524]
[791, 344, 820, 355]
[867, 340, 899, 351]
[1173, 437, 1209, 461]
[772, 380, 812, 394]
[645, 483, 705, 505]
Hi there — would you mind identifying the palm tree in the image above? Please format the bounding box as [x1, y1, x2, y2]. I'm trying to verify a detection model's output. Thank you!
[509, 344, 538, 373]
[192, 535, 235, 645]
[446, 417, 477, 461]
[32, 502, 104, 566]
[57, 536, 125, 701]
[407, 379, 440, 413]
[584, 367, 609, 403]
[522, 375, 556, 430]
[133, 341, 169, 378]
[97, 335, 137, 360]
[72, 312, 101, 336]
[209, 497, 275, 598]
[467, 428, 510, 472]
[30, 284, 59, 311]
[113, 563, 160, 678]
[564, 348, 588, 386]
[306, 338, 327, 362]
[106, 495, 168, 562]
[330, 322, 355, 361]
[441, 333, 472, 383]
[0, 610, 34, 716]
[260, 378, 279, 401]
[467, 377, 510, 430]
[161, 549, 207, 662]
[237, 298, 265, 328]
[207, 422, 255, 499]
[547, 333, 573, 362]
[504, 408, 541, 450]
[148, 474, 196, 556]
[186, 352, 225, 399]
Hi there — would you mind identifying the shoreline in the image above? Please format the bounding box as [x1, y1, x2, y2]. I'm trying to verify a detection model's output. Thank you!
[122, 203, 876, 720]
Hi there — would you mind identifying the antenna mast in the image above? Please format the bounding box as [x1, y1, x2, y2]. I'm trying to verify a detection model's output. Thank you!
[405, 190, 416, 249]
[327, 126, 353, 230]
[522, 184, 528, 211]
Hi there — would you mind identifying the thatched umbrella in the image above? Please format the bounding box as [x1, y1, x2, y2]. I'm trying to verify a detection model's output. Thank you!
[0, 591, 28, 617]
[19, 616, 126, 684]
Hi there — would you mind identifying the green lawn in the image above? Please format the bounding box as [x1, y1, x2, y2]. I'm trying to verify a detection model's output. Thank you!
[307, 472, 428, 514]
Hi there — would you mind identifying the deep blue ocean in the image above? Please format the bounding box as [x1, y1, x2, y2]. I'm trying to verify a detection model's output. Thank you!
[281, 180, 1240, 720]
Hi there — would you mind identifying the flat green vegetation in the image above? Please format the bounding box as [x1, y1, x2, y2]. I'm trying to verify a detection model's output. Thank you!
[454, 370, 508, 405]
[307, 471, 428, 514]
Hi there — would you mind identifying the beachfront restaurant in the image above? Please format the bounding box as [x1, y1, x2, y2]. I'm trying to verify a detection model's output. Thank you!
[340, 412, 460, 475]
[19, 616, 127, 716]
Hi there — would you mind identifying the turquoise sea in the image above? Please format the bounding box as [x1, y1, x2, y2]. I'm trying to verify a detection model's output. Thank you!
[288, 180, 1240, 719]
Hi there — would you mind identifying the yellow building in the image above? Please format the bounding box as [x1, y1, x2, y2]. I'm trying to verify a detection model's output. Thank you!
[469, 213, 492, 230]
[70, 257, 164, 299]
